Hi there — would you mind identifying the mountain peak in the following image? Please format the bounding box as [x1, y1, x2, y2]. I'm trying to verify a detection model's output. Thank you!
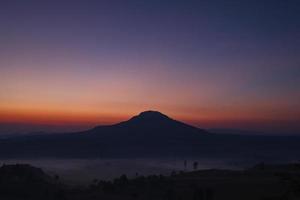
[137, 110, 169, 118]
[130, 110, 171, 121]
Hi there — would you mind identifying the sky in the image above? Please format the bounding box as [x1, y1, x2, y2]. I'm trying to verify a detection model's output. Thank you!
[0, 0, 299, 135]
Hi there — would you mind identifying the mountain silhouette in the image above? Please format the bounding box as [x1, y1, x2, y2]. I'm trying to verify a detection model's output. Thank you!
[89, 110, 208, 140]
[119, 110, 203, 131]
[0, 111, 209, 158]
[0, 111, 300, 159]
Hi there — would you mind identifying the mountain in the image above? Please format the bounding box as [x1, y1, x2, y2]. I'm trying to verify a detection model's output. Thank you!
[0, 110, 300, 160]
[0, 111, 209, 158]
[94, 110, 199, 131]
[89, 110, 208, 140]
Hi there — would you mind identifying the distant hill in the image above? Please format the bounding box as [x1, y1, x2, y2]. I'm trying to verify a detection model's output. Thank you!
[208, 128, 266, 135]
[0, 111, 300, 160]
[0, 164, 61, 199]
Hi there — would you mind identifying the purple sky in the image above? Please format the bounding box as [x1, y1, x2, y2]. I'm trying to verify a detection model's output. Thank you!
[0, 0, 299, 135]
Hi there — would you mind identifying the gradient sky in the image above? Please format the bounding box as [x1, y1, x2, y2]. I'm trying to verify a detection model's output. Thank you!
[0, 0, 299, 134]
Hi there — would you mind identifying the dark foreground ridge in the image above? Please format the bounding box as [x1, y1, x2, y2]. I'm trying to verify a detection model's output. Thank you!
[0, 110, 300, 159]
[0, 164, 62, 200]
[1, 163, 300, 200]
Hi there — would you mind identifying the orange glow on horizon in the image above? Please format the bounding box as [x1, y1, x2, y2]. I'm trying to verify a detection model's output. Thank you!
[1, 105, 299, 134]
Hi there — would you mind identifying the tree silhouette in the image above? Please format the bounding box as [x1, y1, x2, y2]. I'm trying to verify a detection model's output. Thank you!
[193, 162, 199, 171]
